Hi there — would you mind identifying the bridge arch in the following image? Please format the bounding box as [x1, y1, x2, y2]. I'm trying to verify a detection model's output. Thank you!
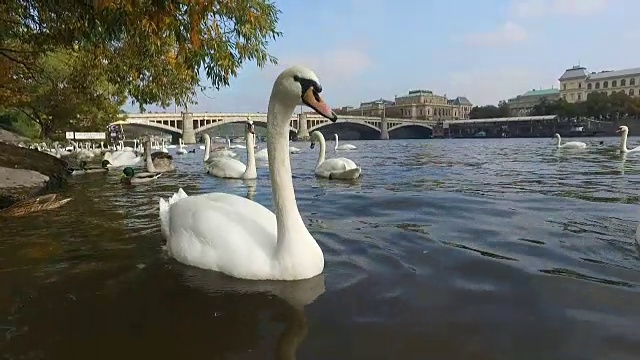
[109, 119, 182, 135]
[309, 120, 381, 140]
[388, 123, 433, 139]
[194, 118, 297, 137]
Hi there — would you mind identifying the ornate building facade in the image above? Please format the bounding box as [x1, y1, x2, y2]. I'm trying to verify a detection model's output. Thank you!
[335, 90, 473, 121]
[559, 65, 640, 103]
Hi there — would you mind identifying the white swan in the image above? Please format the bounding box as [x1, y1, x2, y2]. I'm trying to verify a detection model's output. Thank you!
[205, 121, 257, 179]
[176, 138, 187, 155]
[616, 126, 640, 153]
[228, 138, 246, 149]
[159, 65, 337, 280]
[333, 133, 357, 150]
[289, 142, 301, 154]
[553, 133, 586, 149]
[310, 131, 361, 179]
[103, 149, 143, 167]
[255, 147, 269, 160]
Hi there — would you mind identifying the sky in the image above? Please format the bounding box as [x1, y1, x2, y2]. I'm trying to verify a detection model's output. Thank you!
[124, 0, 640, 113]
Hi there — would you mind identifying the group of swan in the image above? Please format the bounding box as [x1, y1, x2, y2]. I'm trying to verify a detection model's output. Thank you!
[160, 65, 349, 281]
[553, 126, 640, 154]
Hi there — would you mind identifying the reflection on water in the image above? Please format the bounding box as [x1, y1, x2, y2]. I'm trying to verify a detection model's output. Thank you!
[1, 136, 640, 359]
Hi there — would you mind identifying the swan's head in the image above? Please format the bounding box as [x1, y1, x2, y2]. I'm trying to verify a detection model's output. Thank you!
[552, 133, 560, 139]
[274, 66, 338, 122]
[101, 159, 111, 168]
[310, 131, 322, 149]
[616, 125, 629, 134]
[122, 167, 134, 178]
[246, 120, 255, 134]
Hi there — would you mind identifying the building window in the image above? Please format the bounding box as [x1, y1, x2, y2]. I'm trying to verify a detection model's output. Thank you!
[578, 94, 581, 101]
[621, 79, 626, 86]
[612, 80, 617, 87]
[630, 89, 635, 96]
[562, 94, 567, 100]
[595, 82, 600, 89]
[563, 84, 567, 90]
[631, 78, 636, 86]
[587, 83, 592, 90]
[579, 83, 582, 89]
[603, 81, 608, 88]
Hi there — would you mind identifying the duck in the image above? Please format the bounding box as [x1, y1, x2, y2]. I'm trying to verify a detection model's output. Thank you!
[310, 131, 361, 179]
[159, 65, 337, 280]
[120, 167, 162, 184]
[204, 120, 257, 179]
[0, 193, 72, 217]
[67, 160, 111, 175]
[144, 138, 175, 172]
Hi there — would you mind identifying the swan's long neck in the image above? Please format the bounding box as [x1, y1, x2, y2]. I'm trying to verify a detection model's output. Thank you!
[227, 138, 231, 147]
[267, 96, 308, 253]
[144, 142, 157, 172]
[316, 134, 326, 168]
[242, 130, 257, 179]
[620, 130, 629, 153]
[555, 135, 562, 148]
[334, 134, 339, 150]
[203, 135, 211, 162]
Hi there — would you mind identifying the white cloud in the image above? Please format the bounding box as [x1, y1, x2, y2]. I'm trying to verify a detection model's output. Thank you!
[510, 0, 608, 17]
[441, 68, 555, 106]
[263, 48, 374, 84]
[461, 21, 528, 47]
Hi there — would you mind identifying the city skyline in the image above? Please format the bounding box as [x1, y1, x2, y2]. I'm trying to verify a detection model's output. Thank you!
[123, 0, 639, 113]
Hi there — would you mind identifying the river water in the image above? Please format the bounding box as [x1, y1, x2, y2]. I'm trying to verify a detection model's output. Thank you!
[1, 137, 639, 359]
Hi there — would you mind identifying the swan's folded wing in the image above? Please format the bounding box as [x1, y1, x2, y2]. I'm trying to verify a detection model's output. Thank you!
[164, 193, 280, 277]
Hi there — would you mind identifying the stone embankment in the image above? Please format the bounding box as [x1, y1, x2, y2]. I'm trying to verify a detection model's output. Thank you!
[0, 131, 68, 210]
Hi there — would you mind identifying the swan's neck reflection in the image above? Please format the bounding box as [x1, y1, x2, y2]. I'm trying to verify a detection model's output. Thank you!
[243, 179, 257, 200]
[179, 267, 325, 359]
[276, 307, 308, 360]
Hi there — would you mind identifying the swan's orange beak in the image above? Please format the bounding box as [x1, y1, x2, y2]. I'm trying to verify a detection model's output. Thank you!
[302, 87, 338, 122]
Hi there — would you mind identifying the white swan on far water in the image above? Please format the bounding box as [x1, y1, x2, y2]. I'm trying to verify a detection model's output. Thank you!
[310, 131, 361, 179]
[159, 65, 337, 280]
[333, 133, 357, 150]
[553, 133, 586, 149]
[205, 120, 257, 179]
[616, 125, 640, 154]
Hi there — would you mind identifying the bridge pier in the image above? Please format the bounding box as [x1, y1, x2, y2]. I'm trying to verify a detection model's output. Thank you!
[181, 112, 196, 144]
[380, 116, 389, 140]
[297, 113, 310, 141]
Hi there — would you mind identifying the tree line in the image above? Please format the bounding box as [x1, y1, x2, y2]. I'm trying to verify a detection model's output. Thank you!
[469, 92, 640, 120]
[1, 1, 281, 139]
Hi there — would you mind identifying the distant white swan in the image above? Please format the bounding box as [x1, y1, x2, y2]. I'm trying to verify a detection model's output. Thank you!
[227, 138, 246, 149]
[310, 131, 361, 179]
[159, 65, 337, 280]
[553, 133, 586, 149]
[333, 133, 357, 150]
[176, 138, 187, 155]
[205, 121, 257, 179]
[616, 125, 640, 153]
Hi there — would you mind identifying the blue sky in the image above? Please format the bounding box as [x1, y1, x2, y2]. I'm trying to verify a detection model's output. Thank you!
[125, 0, 639, 113]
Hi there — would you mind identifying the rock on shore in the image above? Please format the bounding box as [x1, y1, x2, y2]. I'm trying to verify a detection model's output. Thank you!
[0, 140, 69, 210]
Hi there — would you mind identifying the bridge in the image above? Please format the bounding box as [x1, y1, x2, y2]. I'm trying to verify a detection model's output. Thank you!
[112, 112, 436, 143]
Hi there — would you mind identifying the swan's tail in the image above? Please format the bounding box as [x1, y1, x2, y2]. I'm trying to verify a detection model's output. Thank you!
[159, 188, 189, 239]
[332, 167, 362, 180]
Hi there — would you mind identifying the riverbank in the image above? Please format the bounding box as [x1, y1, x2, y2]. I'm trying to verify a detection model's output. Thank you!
[0, 141, 69, 210]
